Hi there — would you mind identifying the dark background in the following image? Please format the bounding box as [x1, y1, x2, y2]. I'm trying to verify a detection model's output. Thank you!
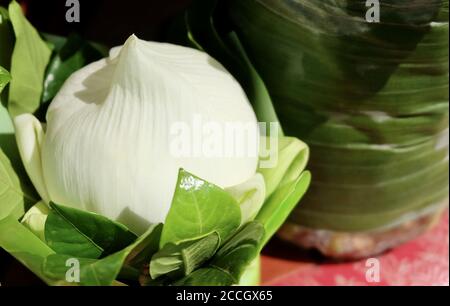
[0, 0, 194, 46]
[0, 0, 194, 286]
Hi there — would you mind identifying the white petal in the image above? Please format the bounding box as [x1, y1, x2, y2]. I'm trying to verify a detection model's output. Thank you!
[42, 35, 259, 231]
[14, 114, 50, 203]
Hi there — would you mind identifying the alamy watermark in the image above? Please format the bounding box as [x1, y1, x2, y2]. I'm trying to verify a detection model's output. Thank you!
[65, 258, 80, 283]
[366, 0, 380, 23]
[169, 115, 279, 169]
[65, 0, 80, 23]
[365, 258, 381, 283]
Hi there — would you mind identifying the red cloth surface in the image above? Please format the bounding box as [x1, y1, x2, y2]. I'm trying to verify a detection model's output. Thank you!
[261, 212, 449, 286]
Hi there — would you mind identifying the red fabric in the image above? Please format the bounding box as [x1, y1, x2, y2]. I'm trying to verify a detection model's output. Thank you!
[262, 212, 449, 286]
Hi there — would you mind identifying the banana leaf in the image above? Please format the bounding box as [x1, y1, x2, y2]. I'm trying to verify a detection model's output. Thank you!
[226, 0, 449, 231]
[216, 0, 449, 231]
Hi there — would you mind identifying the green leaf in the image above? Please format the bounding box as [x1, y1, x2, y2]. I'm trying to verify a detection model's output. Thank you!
[42, 224, 162, 286]
[160, 169, 241, 247]
[43, 254, 134, 286]
[173, 267, 235, 286]
[0, 109, 39, 207]
[237, 255, 261, 286]
[0, 214, 56, 284]
[0, 65, 10, 93]
[150, 232, 220, 280]
[45, 203, 137, 259]
[0, 105, 37, 205]
[252, 136, 311, 246]
[171, 222, 264, 286]
[1, 10, 39, 189]
[7, 0, 51, 117]
[149, 244, 183, 280]
[124, 224, 162, 270]
[256, 171, 311, 247]
[210, 221, 264, 282]
[181, 232, 220, 275]
[259, 137, 309, 199]
[0, 148, 37, 220]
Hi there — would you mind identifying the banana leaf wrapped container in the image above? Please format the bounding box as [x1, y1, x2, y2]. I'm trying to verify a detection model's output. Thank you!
[222, 0, 449, 259]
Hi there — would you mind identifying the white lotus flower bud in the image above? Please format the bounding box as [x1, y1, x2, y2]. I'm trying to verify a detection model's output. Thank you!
[14, 35, 260, 233]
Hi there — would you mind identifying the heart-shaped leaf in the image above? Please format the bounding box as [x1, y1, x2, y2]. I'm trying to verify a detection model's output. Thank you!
[45, 203, 137, 259]
[160, 169, 241, 247]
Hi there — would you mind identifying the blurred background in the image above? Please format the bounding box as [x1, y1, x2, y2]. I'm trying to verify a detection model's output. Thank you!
[0, 0, 193, 45]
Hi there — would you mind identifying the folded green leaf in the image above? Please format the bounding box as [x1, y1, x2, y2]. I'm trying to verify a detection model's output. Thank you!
[210, 221, 264, 283]
[150, 246, 183, 280]
[0, 148, 37, 220]
[45, 202, 137, 259]
[225, 173, 265, 225]
[173, 267, 235, 286]
[256, 171, 311, 247]
[173, 222, 264, 286]
[259, 137, 309, 199]
[7, 0, 51, 117]
[124, 224, 162, 270]
[150, 232, 220, 280]
[160, 169, 241, 248]
[181, 232, 220, 276]
[43, 223, 161, 286]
